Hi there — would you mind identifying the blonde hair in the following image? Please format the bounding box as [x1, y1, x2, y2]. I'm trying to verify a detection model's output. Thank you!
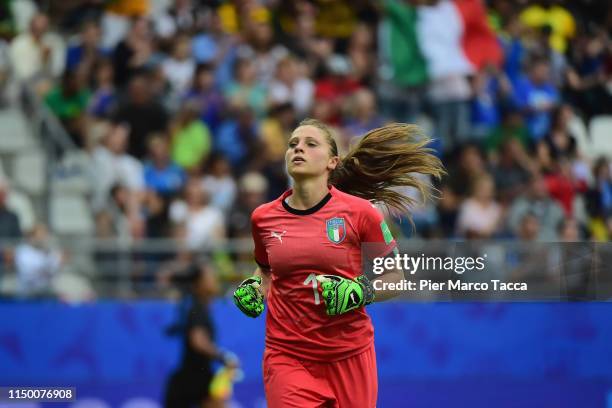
[297, 119, 446, 212]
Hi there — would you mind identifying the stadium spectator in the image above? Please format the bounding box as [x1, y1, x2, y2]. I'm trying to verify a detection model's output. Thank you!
[343, 88, 385, 146]
[162, 34, 196, 106]
[91, 123, 144, 229]
[456, 173, 503, 238]
[112, 16, 154, 88]
[15, 224, 63, 298]
[183, 63, 225, 133]
[88, 58, 117, 118]
[169, 179, 225, 251]
[9, 12, 65, 86]
[507, 173, 565, 240]
[113, 73, 169, 159]
[201, 154, 237, 215]
[0, 179, 21, 240]
[65, 19, 105, 77]
[143, 133, 186, 199]
[585, 157, 612, 239]
[268, 55, 314, 118]
[224, 57, 268, 118]
[514, 56, 559, 141]
[490, 138, 533, 205]
[170, 101, 212, 173]
[44, 70, 91, 147]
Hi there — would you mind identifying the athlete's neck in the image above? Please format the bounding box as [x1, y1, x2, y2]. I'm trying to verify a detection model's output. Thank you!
[288, 179, 330, 210]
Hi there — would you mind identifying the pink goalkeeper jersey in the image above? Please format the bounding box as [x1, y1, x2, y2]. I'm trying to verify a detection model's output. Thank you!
[251, 186, 397, 361]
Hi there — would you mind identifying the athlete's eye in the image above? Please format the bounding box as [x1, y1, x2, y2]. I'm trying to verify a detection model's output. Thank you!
[288, 141, 297, 148]
[307, 142, 317, 147]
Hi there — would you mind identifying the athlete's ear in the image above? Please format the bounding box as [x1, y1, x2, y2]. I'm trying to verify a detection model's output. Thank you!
[327, 156, 340, 172]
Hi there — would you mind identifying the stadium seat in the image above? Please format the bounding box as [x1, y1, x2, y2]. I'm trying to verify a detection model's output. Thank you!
[589, 115, 612, 159]
[12, 150, 46, 196]
[0, 108, 35, 153]
[50, 195, 94, 236]
[6, 189, 36, 232]
[568, 115, 592, 158]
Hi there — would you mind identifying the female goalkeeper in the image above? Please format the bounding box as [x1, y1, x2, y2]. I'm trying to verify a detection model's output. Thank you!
[233, 119, 444, 408]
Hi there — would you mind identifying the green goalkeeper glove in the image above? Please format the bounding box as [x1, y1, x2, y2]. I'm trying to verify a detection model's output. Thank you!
[316, 274, 375, 316]
[233, 276, 264, 318]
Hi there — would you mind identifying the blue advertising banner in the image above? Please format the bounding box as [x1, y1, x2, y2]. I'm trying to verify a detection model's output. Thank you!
[0, 301, 611, 407]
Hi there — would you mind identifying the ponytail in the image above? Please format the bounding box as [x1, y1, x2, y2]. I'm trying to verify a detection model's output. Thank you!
[298, 119, 446, 213]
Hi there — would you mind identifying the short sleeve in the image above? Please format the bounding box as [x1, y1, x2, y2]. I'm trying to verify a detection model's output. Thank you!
[359, 203, 398, 260]
[251, 209, 270, 269]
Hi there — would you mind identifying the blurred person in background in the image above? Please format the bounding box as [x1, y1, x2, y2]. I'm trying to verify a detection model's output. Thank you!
[65, 19, 106, 78]
[112, 15, 154, 87]
[514, 56, 559, 141]
[224, 57, 268, 118]
[113, 73, 169, 159]
[215, 107, 261, 174]
[314, 54, 362, 125]
[456, 173, 503, 239]
[585, 157, 612, 240]
[260, 102, 297, 166]
[0, 179, 21, 280]
[236, 15, 288, 87]
[164, 258, 238, 408]
[15, 223, 64, 299]
[490, 137, 534, 206]
[268, 55, 314, 118]
[44, 69, 91, 147]
[169, 179, 225, 251]
[183, 63, 225, 134]
[144, 132, 186, 199]
[202, 154, 237, 216]
[162, 34, 196, 107]
[92, 123, 145, 239]
[347, 23, 376, 87]
[343, 88, 385, 147]
[88, 58, 117, 118]
[228, 171, 269, 241]
[507, 172, 565, 240]
[9, 12, 65, 90]
[515, 212, 541, 241]
[171, 101, 212, 173]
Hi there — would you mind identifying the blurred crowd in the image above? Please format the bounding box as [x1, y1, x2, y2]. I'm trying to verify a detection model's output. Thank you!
[1, 0, 612, 297]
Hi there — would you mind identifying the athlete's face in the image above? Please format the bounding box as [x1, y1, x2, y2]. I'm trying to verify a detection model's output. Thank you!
[286, 125, 339, 180]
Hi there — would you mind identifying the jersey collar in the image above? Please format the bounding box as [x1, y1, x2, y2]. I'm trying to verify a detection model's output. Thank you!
[281, 186, 334, 216]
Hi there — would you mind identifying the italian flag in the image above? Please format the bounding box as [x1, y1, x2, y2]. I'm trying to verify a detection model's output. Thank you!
[381, 0, 502, 86]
